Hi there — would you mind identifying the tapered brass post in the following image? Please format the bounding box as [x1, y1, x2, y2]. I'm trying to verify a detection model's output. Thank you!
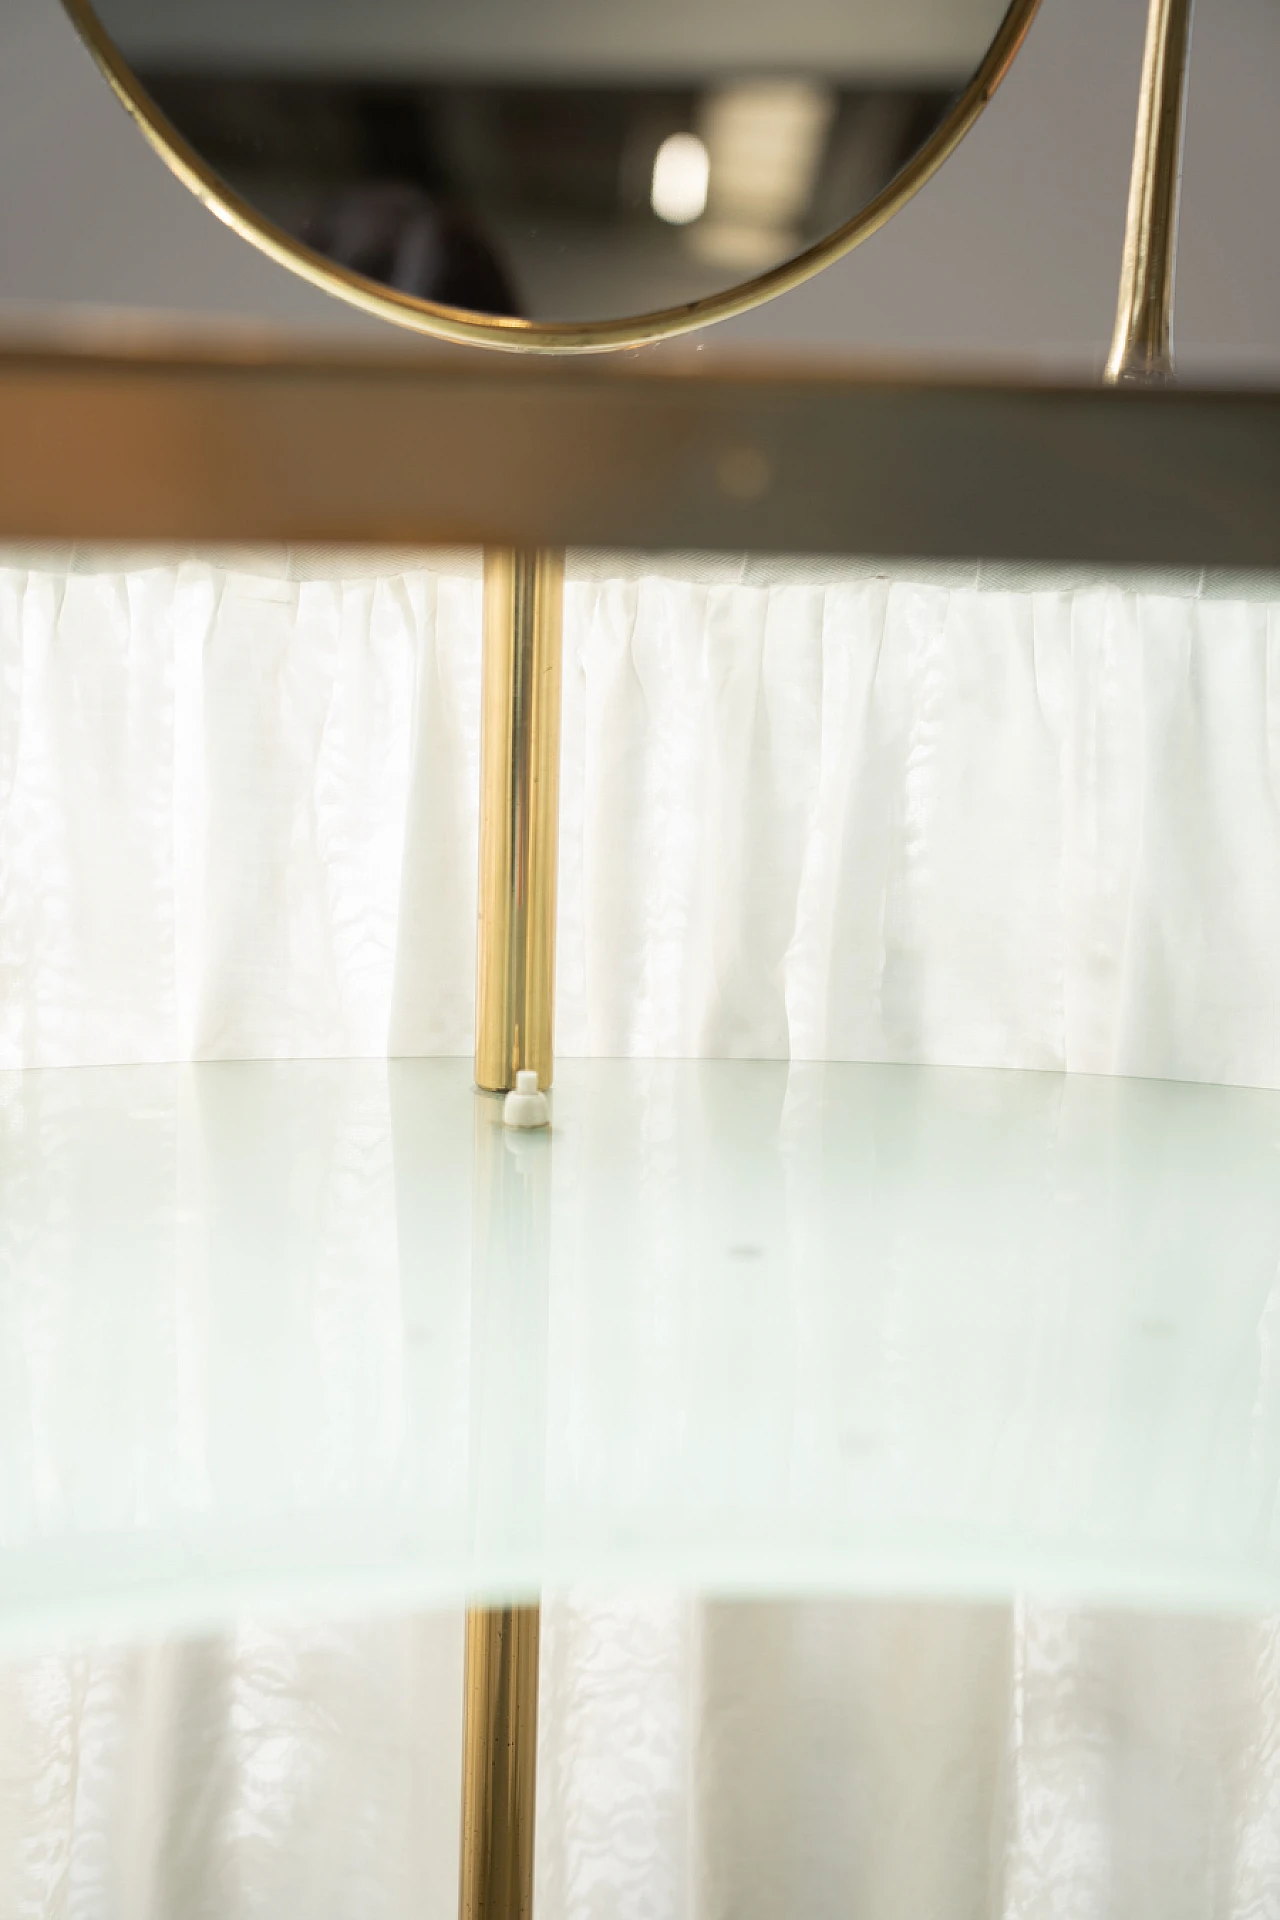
[1106, 0, 1196, 384]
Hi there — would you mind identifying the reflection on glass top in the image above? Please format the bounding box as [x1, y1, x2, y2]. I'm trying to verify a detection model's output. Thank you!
[3, 1056, 1280, 1647]
[86, 0, 1012, 323]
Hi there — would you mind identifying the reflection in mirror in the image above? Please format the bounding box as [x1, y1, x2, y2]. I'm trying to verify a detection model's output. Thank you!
[80, 0, 1018, 326]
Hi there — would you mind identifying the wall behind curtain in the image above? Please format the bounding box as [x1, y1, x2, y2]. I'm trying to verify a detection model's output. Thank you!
[3, 552, 1280, 1919]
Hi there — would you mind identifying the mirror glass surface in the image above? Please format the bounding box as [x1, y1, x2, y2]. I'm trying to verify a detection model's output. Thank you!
[83, 0, 1016, 327]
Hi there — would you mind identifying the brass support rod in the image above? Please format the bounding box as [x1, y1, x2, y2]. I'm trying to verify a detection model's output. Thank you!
[463, 548, 563, 1920]
[475, 550, 565, 1093]
[460, 1605, 542, 1920]
[1106, 0, 1195, 385]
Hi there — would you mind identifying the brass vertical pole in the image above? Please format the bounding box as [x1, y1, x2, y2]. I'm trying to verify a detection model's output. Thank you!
[460, 1606, 542, 1920]
[475, 549, 565, 1093]
[1105, 0, 1196, 385]
[462, 547, 563, 1920]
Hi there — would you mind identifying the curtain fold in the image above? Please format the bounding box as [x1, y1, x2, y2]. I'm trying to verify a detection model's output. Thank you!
[3, 552, 1280, 1919]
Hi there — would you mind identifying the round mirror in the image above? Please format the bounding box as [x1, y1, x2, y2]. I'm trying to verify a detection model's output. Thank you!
[65, 0, 1039, 350]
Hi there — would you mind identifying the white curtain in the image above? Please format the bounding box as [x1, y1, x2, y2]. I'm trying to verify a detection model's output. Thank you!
[3, 549, 1280, 1919]
[6, 549, 1280, 1083]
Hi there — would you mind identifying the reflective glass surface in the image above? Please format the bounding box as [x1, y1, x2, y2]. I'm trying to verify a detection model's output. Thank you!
[4, 1057, 1280, 1647]
[83, 0, 1013, 322]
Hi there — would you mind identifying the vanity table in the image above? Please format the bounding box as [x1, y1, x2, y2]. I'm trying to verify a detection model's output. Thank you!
[5, 334, 1280, 1919]
[1, 0, 1270, 1911]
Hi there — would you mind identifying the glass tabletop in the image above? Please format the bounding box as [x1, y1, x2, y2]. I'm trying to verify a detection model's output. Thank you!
[2, 1055, 1278, 1647]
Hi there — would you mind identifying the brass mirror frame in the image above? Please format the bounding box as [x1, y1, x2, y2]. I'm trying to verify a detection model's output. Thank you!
[64, 0, 1042, 353]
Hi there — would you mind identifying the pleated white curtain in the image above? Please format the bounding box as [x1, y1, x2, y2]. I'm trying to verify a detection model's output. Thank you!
[3, 549, 1280, 1920]
[6, 550, 1280, 1082]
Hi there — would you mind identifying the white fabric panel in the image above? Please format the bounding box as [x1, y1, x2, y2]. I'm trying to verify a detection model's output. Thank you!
[5, 552, 1280, 1919]
[0, 562, 483, 1066]
[696, 1601, 1280, 1920]
[6, 556, 1280, 1084]
[538, 1592, 696, 1920]
[8, 1599, 1280, 1920]
[0, 1614, 464, 1920]
[562, 575, 1280, 1080]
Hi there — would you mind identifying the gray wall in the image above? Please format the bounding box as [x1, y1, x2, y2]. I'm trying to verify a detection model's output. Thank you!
[1, 0, 1277, 376]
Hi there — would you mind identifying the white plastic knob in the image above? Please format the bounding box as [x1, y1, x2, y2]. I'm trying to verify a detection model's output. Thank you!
[503, 1069, 551, 1129]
